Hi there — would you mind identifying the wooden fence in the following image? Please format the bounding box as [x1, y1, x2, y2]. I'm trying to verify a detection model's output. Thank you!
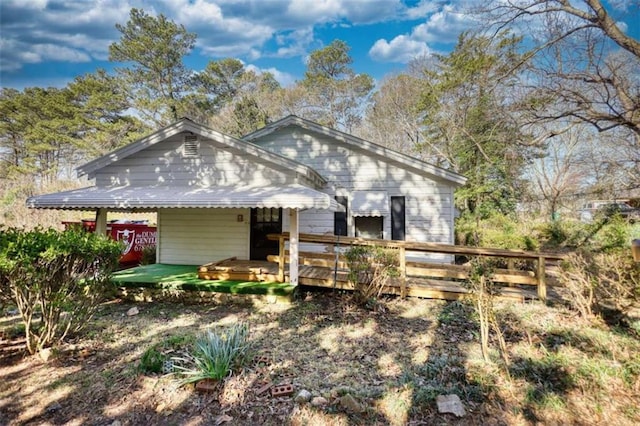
[267, 233, 565, 302]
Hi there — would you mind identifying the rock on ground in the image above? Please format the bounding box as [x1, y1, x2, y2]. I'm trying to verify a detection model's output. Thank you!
[339, 394, 364, 413]
[310, 396, 328, 407]
[436, 394, 466, 417]
[295, 389, 312, 403]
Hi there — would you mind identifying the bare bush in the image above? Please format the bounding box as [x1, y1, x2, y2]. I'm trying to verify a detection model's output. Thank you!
[558, 251, 640, 319]
[1, 177, 84, 229]
[466, 258, 510, 368]
[345, 245, 399, 307]
[557, 252, 598, 318]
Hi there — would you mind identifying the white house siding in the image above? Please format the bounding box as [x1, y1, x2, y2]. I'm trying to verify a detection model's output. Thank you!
[158, 208, 250, 265]
[95, 132, 294, 188]
[254, 127, 455, 261]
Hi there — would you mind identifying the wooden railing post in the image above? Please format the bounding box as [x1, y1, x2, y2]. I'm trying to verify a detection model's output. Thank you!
[399, 246, 407, 298]
[278, 235, 285, 283]
[537, 256, 547, 302]
[263, 232, 564, 301]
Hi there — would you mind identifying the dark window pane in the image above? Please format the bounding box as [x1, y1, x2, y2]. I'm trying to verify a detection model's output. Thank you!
[334, 196, 348, 236]
[355, 216, 383, 239]
[250, 208, 283, 260]
[391, 196, 406, 241]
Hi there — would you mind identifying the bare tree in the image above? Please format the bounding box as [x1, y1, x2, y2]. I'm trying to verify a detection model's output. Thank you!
[485, 1, 639, 58]
[529, 124, 588, 217]
[479, 0, 640, 187]
[358, 69, 424, 156]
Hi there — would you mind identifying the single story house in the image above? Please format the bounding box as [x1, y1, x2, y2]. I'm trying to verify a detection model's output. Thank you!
[27, 116, 466, 284]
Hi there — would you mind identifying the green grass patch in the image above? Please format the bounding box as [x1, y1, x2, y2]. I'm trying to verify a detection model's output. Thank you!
[111, 264, 295, 296]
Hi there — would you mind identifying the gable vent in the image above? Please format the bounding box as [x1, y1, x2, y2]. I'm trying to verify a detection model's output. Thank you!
[182, 135, 199, 158]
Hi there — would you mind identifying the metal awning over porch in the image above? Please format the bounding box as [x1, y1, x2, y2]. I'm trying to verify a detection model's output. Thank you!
[26, 184, 344, 211]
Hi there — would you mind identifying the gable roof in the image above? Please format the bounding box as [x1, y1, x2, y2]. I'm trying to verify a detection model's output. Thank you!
[243, 115, 467, 186]
[77, 118, 326, 188]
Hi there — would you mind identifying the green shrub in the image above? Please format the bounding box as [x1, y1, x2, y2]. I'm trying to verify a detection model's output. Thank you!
[139, 346, 165, 374]
[592, 216, 630, 253]
[139, 334, 192, 374]
[456, 213, 538, 251]
[0, 227, 122, 355]
[344, 245, 399, 306]
[172, 322, 251, 385]
[139, 245, 156, 265]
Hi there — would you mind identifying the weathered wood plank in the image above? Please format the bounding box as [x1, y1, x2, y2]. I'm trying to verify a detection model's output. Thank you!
[272, 252, 539, 286]
[278, 236, 285, 282]
[198, 256, 238, 272]
[399, 246, 407, 298]
[405, 266, 538, 286]
[268, 232, 565, 260]
[537, 256, 547, 302]
[268, 254, 350, 269]
[298, 276, 531, 302]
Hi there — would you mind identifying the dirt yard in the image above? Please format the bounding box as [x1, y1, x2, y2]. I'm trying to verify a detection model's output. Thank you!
[1, 290, 639, 425]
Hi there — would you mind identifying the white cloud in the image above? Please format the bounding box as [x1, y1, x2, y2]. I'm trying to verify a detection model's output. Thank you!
[246, 64, 296, 87]
[369, 36, 432, 63]
[34, 44, 92, 63]
[0, 0, 134, 73]
[285, 0, 344, 21]
[0, 0, 408, 76]
[282, 0, 401, 26]
[163, 0, 275, 57]
[369, 3, 477, 64]
[0, 0, 473, 83]
[616, 21, 628, 33]
[405, 0, 442, 19]
[0, 37, 90, 72]
[3, 0, 48, 10]
[411, 5, 477, 43]
[273, 28, 315, 58]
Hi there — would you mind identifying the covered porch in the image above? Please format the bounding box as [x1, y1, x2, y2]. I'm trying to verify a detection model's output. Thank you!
[26, 183, 344, 287]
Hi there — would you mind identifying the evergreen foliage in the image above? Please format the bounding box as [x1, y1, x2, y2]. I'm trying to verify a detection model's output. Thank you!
[0, 228, 122, 354]
[172, 323, 251, 385]
[418, 32, 543, 216]
[301, 40, 374, 132]
[109, 8, 197, 125]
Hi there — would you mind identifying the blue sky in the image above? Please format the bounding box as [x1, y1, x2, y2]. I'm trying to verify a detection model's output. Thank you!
[0, 0, 638, 90]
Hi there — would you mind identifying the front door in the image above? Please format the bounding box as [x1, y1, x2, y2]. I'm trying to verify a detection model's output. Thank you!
[250, 207, 283, 260]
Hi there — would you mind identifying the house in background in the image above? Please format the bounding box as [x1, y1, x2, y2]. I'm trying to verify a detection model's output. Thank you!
[27, 116, 466, 282]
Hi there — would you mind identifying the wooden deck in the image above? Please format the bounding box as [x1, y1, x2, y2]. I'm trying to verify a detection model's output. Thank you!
[198, 257, 280, 282]
[198, 233, 564, 302]
[198, 258, 539, 302]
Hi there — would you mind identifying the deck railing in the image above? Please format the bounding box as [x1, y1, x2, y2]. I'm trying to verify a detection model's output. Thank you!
[267, 233, 565, 301]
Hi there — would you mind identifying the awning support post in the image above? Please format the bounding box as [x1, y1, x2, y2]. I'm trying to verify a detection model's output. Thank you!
[289, 209, 299, 286]
[95, 208, 107, 236]
[278, 235, 286, 283]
